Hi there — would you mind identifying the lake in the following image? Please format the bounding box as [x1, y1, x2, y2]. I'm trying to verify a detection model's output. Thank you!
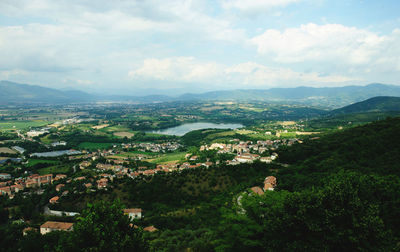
[150, 122, 243, 136]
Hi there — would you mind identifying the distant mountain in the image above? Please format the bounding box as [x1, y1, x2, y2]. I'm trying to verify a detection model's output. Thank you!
[177, 84, 400, 108]
[0, 81, 173, 104]
[2, 80, 400, 107]
[330, 96, 400, 115]
[0, 81, 92, 104]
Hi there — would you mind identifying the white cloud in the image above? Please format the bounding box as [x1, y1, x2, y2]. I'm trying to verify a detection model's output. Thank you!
[129, 57, 359, 88]
[128, 57, 223, 83]
[222, 0, 300, 13]
[251, 23, 400, 71]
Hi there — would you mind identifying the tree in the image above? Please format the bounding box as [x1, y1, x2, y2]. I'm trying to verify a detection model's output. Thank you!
[62, 200, 148, 252]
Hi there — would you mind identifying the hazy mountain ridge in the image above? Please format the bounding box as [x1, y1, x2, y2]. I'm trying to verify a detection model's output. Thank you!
[0, 81, 91, 103]
[178, 84, 400, 107]
[2, 80, 400, 107]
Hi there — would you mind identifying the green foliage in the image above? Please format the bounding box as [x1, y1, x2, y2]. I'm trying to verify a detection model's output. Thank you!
[217, 171, 400, 251]
[17, 200, 148, 252]
[61, 200, 147, 252]
[277, 117, 400, 191]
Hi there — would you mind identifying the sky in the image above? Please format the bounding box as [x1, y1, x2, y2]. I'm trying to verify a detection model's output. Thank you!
[0, 0, 399, 95]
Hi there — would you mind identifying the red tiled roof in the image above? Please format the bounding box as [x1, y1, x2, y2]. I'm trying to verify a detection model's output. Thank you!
[40, 221, 73, 230]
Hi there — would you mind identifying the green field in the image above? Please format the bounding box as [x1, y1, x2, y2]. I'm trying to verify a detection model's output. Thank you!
[26, 159, 59, 167]
[37, 165, 70, 175]
[78, 142, 114, 150]
[146, 152, 186, 164]
[116, 151, 158, 157]
[0, 120, 51, 131]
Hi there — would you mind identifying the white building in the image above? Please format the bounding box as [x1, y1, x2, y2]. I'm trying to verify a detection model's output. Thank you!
[123, 208, 142, 220]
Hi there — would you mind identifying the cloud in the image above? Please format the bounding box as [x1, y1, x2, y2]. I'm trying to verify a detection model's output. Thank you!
[128, 57, 223, 83]
[129, 57, 359, 88]
[251, 23, 400, 71]
[221, 0, 301, 13]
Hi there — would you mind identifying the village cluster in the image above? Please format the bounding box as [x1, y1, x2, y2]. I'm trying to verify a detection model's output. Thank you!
[121, 141, 182, 153]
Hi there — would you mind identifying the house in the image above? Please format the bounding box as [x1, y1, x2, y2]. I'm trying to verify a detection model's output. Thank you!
[38, 174, 53, 186]
[260, 157, 272, 163]
[55, 184, 65, 192]
[143, 225, 158, 232]
[54, 174, 67, 181]
[0, 186, 11, 196]
[123, 208, 142, 220]
[49, 196, 59, 204]
[79, 161, 91, 169]
[0, 173, 11, 180]
[236, 153, 260, 163]
[250, 186, 264, 196]
[40, 221, 74, 235]
[264, 176, 277, 191]
[10, 184, 24, 193]
[23, 227, 37, 236]
[97, 178, 108, 189]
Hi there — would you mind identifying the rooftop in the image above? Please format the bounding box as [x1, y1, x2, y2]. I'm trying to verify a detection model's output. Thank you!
[40, 221, 73, 230]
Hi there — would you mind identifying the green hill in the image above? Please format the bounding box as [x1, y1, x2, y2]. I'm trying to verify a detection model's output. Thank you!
[330, 96, 400, 115]
[216, 117, 400, 251]
[277, 116, 400, 190]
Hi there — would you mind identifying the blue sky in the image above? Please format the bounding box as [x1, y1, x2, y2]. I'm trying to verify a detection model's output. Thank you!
[0, 0, 399, 95]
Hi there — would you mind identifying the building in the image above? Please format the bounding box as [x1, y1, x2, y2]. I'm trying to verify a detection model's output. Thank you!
[0, 173, 11, 180]
[97, 178, 108, 189]
[123, 208, 142, 220]
[27, 130, 48, 138]
[49, 196, 59, 204]
[23, 227, 37, 236]
[250, 186, 264, 196]
[143, 225, 158, 232]
[51, 141, 67, 147]
[260, 157, 272, 163]
[12, 146, 26, 154]
[40, 221, 74, 235]
[264, 176, 277, 191]
[55, 184, 65, 192]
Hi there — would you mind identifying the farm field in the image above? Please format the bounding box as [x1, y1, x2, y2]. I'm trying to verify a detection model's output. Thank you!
[37, 165, 70, 175]
[0, 147, 16, 154]
[0, 120, 51, 131]
[146, 152, 186, 164]
[26, 159, 59, 167]
[113, 132, 135, 138]
[78, 142, 114, 150]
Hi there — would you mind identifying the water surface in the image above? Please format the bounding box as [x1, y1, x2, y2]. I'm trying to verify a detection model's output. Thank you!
[150, 122, 243, 136]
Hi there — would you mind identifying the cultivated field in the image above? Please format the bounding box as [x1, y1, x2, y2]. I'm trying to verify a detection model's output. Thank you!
[0, 147, 16, 154]
[113, 132, 135, 138]
[92, 124, 109, 130]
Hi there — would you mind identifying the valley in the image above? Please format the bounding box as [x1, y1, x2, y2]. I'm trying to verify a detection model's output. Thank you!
[1, 97, 399, 251]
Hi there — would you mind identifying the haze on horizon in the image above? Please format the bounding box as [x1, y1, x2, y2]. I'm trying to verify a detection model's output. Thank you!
[0, 0, 399, 96]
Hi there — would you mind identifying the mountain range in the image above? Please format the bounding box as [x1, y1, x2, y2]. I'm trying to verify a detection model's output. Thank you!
[2, 80, 400, 108]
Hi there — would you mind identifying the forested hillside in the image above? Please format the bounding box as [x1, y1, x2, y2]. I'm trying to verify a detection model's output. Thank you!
[330, 96, 400, 115]
[277, 116, 400, 190]
[218, 117, 400, 251]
